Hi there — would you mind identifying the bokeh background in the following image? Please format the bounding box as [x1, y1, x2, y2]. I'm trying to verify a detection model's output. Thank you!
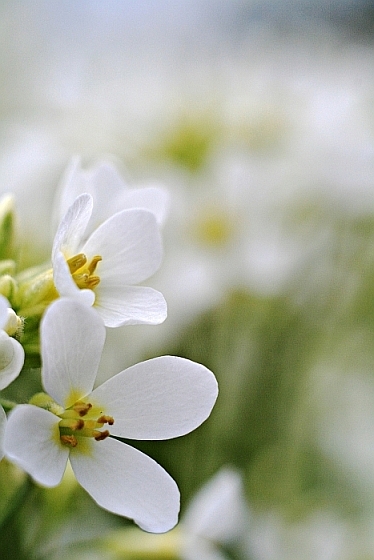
[2, 1, 374, 558]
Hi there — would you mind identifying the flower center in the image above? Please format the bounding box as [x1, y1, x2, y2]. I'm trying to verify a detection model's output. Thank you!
[67, 253, 102, 290]
[192, 208, 235, 248]
[58, 401, 114, 448]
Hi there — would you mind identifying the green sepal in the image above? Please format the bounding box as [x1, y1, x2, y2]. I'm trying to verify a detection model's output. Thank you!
[0, 260, 16, 276]
[0, 274, 18, 302]
[15, 266, 58, 318]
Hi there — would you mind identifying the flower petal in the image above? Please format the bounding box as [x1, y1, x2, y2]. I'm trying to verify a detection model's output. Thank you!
[183, 468, 248, 543]
[70, 436, 180, 533]
[52, 193, 93, 259]
[94, 285, 167, 327]
[55, 156, 85, 211]
[0, 331, 25, 390]
[90, 356, 218, 440]
[84, 165, 169, 227]
[0, 406, 6, 461]
[4, 405, 69, 487]
[41, 299, 105, 407]
[119, 186, 169, 226]
[56, 158, 169, 229]
[56, 158, 128, 229]
[0, 295, 9, 330]
[52, 250, 95, 306]
[82, 209, 163, 285]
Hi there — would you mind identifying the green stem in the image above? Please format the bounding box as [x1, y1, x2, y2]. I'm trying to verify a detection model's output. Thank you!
[0, 476, 35, 560]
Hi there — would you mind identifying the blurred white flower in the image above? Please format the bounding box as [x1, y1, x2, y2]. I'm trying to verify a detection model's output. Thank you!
[54, 157, 169, 237]
[4, 298, 218, 533]
[247, 509, 347, 560]
[313, 360, 374, 504]
[52, 193, 167, 327]
[247, 507, 374, 560]
[151, 153, 321, 336]
[106, 466, 250, 560]
[181, 467, 249, 560]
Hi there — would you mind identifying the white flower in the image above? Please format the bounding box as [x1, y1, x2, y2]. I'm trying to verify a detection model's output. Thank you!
[181, 467, 250, 560]
[4, 298, 218, 533]
[0, 295, 24, 462]
[52, 193, 167, 327]
[0, 295, 24, 391]
[247, 509, 350, 560]
[105, 467, 250, 560]
[54, 157, 169, 239]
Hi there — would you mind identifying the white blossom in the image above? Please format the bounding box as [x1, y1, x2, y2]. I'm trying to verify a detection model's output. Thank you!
[4, 298, 218, 533]
[52, 193, 167, 327]
[105, 467, 250, 560]
[181, 467, 250, 560]
[54, 157, 169, 238]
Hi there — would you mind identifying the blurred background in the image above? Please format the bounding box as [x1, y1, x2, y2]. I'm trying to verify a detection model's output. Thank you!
[2, 1, 374, 558]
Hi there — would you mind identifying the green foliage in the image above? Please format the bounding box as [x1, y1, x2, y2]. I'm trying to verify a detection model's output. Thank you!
[0, 196, 17, 262]
[151, 116, 219, 172]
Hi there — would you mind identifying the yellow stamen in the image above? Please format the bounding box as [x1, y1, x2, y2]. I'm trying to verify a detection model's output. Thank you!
[59, 418, 85, 431]
[61, 435, 78, 447]
[97, 415, 114, 426]
[67, 253, 87, 274]
[72, 402, 92, 417]
[94, 430, 110, 441]
[192, 208, 235, 248]
[58, 400, 114, 448]
[67, 253, 102, 291]
[87, 255, 102, 274]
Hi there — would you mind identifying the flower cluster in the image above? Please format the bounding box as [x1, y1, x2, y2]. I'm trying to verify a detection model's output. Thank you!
[0, 160, 218, 533]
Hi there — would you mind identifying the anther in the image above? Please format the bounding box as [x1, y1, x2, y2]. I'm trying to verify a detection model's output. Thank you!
[94, 430, 110, 441]
[59, 418, 85, 430]
[72, 402, 92, 417]
[67, 253, 87, 274]
[85, 275, 100, 289]
[61, 435, 78, 447]
[97, 415, 114, 425]
[87, 256, 102, 274]
[74, 273, 100, 289]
